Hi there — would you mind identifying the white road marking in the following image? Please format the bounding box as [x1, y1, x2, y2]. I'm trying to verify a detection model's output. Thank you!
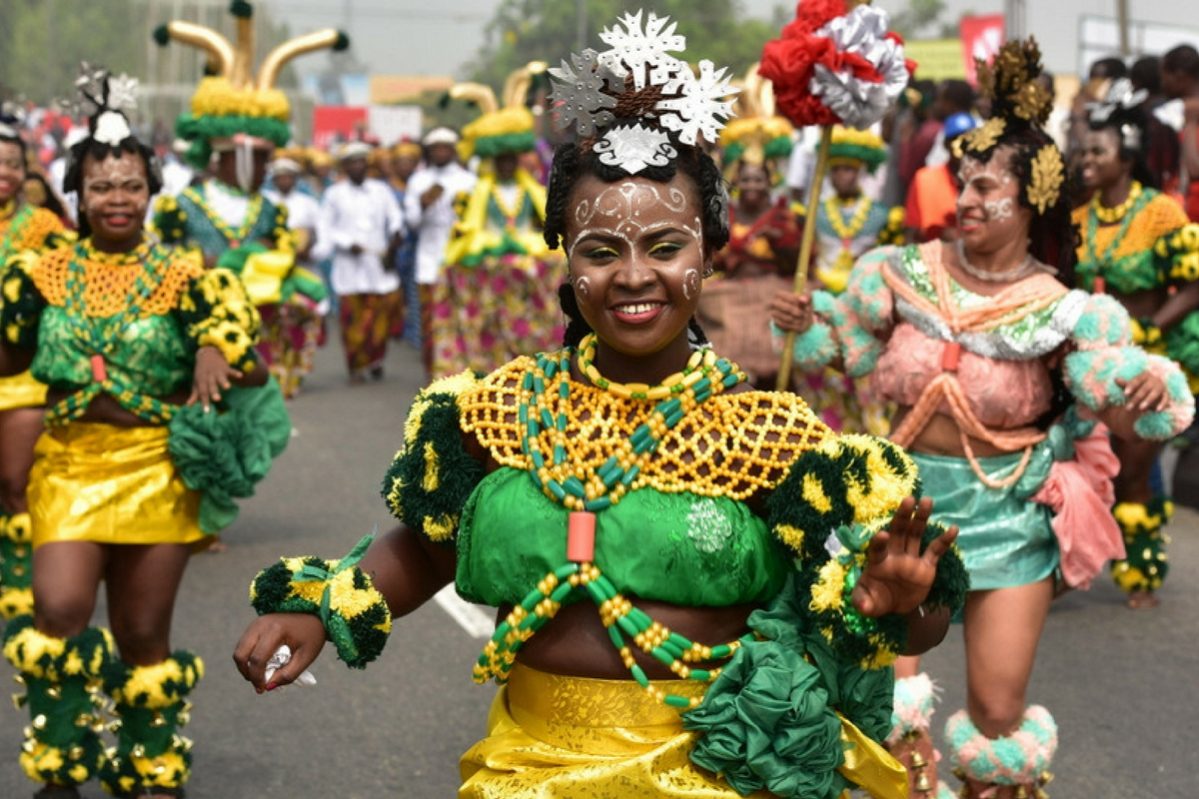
[434, 584, 495, 639]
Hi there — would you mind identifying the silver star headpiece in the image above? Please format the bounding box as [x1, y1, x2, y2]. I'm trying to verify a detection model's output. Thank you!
[548, 11, 739, 173]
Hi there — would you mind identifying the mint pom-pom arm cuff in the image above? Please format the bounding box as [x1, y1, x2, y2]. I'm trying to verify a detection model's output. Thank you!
[1064, 346, 1195, 439]
[249, 534, 393, 669]
[1132, 354, 1195, 439]
[770, 294, 839, 373]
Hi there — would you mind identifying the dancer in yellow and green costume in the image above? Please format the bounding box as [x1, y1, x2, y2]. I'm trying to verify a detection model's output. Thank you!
[0, 107, 74, 620]
[429, 63, 566, 378]
[235, 14, 968, 798]
[1, 67, 288, 799]
[1073, 77, 1199, 608]
[150, 0, 347, 397]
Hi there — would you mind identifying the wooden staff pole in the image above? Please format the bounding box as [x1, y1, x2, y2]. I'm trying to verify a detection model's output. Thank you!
[776, 125, 833, 390]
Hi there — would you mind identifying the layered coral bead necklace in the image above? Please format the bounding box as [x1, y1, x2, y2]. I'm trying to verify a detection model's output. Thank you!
[473, 334, 754, 708]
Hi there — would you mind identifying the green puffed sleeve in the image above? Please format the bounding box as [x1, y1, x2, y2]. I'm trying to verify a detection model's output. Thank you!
[0, 253, 47, 350]
[381, 372, 486, 542]
[151, 194, 188, 245]
[174, 267, 262, 373]
[764, 434, 968, 669]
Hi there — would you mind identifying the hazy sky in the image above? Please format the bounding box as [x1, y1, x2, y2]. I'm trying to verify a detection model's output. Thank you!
[261, 0, 1199, 80]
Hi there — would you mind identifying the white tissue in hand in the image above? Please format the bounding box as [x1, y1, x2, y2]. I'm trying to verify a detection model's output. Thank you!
[264, 644, 317, 688]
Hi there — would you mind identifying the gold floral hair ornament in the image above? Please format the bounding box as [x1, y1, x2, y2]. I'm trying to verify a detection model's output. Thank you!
[957, 116, 1006, 157]
[975, 38, 1053, 126]
[1026, 143, 1065, 214]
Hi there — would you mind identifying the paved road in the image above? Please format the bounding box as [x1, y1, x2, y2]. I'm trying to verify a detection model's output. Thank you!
[2, 337, 1196, 798]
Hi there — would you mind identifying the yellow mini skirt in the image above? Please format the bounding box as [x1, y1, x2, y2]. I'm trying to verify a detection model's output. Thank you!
[0, 371, 47, 412]
[28, 422, 204, 548]
[458, 663, 905, 799]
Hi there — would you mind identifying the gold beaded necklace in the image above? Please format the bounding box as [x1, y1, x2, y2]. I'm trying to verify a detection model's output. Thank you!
[1091, 181, 1143, 224]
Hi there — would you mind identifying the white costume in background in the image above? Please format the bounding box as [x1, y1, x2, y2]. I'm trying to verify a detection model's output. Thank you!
[315, 178, 405, 296]
[403, 162, 477, 286]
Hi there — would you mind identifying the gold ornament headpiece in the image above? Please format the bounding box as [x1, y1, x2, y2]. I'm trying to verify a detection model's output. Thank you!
[959, 37, 1064, 215]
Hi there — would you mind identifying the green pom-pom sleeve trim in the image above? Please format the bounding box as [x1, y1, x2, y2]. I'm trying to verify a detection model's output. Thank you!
[0, 253, 47, 350]
[249, 535, 393, 669]
[382, 374, 485, 541]
[176, 267, 262, 373]
[765, 435, 968, 669]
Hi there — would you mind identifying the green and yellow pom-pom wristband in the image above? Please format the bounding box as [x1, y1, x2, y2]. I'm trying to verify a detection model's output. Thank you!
[197, 323, 257, 373]
[250, 535, 392, 669]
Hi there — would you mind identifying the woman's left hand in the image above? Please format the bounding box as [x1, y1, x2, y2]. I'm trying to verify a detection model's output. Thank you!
[852, 497, 959, 617]
[189, 345, 242, 411]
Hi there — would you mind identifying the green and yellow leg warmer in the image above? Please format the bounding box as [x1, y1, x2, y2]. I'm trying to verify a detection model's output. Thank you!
[1110, 497, 1172, 595]
[99, 651, 204, 796]
[0, 510, 35, 619]
[2, 615, 114, 786]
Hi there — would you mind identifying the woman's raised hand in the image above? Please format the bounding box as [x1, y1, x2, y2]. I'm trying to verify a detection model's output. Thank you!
[852, 497, 958, 617]
[233, 614, 327, 693]
[768, 291, 814, 333]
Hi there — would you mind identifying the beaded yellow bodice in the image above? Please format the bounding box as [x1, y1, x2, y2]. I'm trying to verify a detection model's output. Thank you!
[457, 354, 832, 501]
[31, 245, 204, 316]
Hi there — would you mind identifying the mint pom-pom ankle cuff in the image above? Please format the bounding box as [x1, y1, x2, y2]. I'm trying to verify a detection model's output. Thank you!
[250, 534, 393, 668]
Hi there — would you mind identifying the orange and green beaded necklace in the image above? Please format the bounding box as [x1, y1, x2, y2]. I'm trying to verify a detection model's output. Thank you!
[473, 334, 756, 709]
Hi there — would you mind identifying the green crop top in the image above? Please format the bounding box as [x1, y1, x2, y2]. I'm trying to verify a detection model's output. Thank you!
[455, 467, 788, 607]
[0, 241, 261, 425]
[380, 358, 970, 670]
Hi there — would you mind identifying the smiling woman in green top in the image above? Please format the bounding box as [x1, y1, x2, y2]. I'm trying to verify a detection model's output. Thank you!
[0, 67, 285, 799]
[234, 14, 967, 799]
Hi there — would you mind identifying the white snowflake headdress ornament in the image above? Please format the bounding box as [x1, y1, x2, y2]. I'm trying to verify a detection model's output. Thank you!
[0, 100, 25, 140]
[548, 10, 739, 174]
[70, 62, 138, 148]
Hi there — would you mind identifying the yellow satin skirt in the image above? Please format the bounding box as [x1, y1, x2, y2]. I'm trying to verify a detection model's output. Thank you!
[458, 664, 906, 799]
[0, 371, 47, 412]
[28, 423, 204, 548]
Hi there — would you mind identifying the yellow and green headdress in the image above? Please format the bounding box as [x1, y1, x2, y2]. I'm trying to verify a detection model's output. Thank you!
[719, 63, 794, 169]
[453, 61, 547, 162]
[828, 126, 888, 174]
[153, 1, 349, 169]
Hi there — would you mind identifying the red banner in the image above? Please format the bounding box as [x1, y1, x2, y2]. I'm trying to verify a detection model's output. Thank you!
[311, 106, 368, 149]
[959, 14, 1006, 86]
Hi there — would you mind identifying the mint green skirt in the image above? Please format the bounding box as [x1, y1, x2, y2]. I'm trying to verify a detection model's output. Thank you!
[912, 450, 1058, 591]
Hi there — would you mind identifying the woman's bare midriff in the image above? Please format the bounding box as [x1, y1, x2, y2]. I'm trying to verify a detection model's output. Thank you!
[893, 405, 1027, 459]
[513, 598, 759, 680]
[45, 389, 189, 427]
